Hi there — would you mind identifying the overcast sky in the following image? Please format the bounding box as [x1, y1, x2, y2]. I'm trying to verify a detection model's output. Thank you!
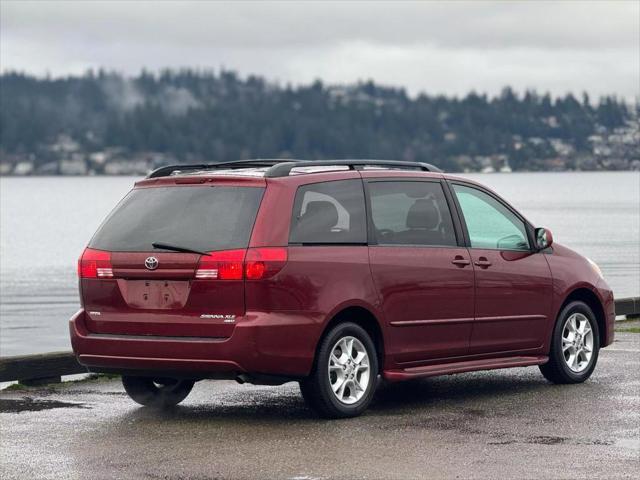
[1, 0, 638, 100]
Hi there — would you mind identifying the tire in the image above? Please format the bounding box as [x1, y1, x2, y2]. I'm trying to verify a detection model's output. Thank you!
[299, 322, 379, 419]
[122, 376, 195, 408]
[539, 301, 600, 384]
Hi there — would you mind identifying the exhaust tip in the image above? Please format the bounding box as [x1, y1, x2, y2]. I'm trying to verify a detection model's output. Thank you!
[236, 374, 249, 384]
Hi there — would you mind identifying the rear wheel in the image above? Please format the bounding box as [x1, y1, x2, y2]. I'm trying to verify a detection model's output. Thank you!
[299, 322, 378, 419]
[122, 376, 194, 408]
[539, 301, 600, 384]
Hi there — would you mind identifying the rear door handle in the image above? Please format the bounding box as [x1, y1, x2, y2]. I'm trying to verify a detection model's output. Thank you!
[474, 257, 492, 268]
[451, 256, 471, 267]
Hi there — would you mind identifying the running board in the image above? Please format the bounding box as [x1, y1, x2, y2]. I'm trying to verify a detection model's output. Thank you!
[383, 355, 548, 382]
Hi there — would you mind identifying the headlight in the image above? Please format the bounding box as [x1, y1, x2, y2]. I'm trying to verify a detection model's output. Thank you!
[587, 258, 603, 279]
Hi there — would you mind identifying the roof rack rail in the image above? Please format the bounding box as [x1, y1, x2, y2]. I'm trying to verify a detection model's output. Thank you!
[264, 160, 442, 178]
[147, 159, 442, 179]
[146, 159, 300, 178]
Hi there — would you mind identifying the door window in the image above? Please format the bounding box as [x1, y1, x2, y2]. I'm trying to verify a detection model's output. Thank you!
[452, 184, 530, 251]
[289, 179, 367, 244]
[369, 181, 457, 246]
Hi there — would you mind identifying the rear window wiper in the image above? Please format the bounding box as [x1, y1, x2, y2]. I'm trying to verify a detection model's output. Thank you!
[151, 242, 209, 256]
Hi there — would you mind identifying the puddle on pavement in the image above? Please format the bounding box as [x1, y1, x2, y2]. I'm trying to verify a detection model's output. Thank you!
[527, 435, 569, 445]
[0, 397, 90, 413]
[489, 435, 615, 446]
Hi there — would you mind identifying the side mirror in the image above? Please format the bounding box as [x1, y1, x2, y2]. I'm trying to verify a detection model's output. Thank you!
[535, 227, 553, 250]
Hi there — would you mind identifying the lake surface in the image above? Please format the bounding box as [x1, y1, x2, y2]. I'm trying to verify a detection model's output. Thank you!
[1, 172, 639, 356]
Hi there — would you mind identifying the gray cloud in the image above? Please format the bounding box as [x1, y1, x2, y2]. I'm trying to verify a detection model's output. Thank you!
[1, 0, 638, 99]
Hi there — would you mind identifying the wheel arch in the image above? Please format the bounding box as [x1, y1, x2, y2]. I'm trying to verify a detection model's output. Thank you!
[313, 305, 385, 372]
[559, 287, 607, 347]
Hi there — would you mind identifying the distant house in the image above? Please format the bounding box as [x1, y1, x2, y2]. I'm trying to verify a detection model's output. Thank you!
[104, 159, 151, 175]
[13, 162, 34, 175]
[59, 156, 88, 175]
[0, 162, 14, 175]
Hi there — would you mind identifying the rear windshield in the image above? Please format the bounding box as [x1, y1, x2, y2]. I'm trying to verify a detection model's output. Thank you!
[89, 186, 264, 252]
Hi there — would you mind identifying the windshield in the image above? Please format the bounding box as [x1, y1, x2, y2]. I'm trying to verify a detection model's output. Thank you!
[89, 186, 264, 252]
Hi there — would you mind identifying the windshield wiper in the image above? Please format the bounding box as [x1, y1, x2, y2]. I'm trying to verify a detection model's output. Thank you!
[152, 242, 209, 256]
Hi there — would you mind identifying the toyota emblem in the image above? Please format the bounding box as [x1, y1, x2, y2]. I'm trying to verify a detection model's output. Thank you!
[144, 256, 159, 270]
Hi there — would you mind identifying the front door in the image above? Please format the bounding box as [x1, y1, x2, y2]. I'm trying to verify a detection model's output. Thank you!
[451, 182, 553, 354]
[366, 179, 475, 364]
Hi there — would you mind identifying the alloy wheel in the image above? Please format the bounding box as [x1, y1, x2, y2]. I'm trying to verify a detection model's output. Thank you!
[561, 313, 594, 373]
[328, 336, 371, 405]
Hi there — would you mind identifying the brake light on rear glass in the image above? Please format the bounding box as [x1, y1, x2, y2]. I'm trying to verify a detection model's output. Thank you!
[78, 248, 114, 278]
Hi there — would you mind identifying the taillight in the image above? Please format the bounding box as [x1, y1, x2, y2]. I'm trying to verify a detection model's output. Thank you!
[78, 248, 113, 278]
[196, 249, 246, 280]
[194, 248, 287, 280]
[245, 247, 288, 280]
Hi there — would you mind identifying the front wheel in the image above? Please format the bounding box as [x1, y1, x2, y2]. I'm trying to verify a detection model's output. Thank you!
[299, 322, 379, 419]
[539, 301, 600, 384]
[122, 376, 194, 408]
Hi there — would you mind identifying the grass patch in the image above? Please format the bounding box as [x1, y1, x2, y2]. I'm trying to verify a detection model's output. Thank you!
[3, 383, 28, 391]
[1, 373, 121, 393]
[616, 327, 640, 333]
[615, 318, 640, 333]
[616, 317, 640, 323]
[56, 373, 120, 387]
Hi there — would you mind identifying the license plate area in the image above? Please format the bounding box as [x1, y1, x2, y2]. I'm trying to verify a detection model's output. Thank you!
[119, 279, 190, 310]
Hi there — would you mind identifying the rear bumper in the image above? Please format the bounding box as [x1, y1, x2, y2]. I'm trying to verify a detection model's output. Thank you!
[70, 309, 320, 379]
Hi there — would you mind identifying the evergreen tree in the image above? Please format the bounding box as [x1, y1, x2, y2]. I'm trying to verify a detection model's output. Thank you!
[0, 70, 632, 171]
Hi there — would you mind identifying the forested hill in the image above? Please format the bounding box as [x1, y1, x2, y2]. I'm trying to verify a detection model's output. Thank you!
[1, 70, 637, 173]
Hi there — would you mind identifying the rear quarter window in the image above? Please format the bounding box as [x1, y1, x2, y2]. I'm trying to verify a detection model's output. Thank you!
[89, 185, 264, 252]
[289, 179, 367, 244]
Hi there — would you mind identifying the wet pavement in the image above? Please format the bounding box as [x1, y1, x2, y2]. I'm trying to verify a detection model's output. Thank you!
[1, 331, 638, 480]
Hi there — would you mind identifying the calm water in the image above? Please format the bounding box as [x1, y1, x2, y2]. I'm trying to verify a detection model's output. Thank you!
[1, 172, 639, 356]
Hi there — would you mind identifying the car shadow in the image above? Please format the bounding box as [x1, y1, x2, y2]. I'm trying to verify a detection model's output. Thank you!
[370, 371, 550, 412]
[114, 369, 557, 424]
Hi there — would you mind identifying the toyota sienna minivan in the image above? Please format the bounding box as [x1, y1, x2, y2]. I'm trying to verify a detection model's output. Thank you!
[70, 160, 615, 418]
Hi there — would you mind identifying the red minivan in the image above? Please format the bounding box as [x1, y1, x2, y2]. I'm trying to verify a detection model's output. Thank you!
[70, 160, 615, 418]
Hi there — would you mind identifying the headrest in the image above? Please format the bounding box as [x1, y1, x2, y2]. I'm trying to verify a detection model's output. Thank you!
[406, 199, 439, 229]
[301, 201, 339, 231]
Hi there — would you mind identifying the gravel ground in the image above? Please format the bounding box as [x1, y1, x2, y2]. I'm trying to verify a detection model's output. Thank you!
[1, 330, 638, 480]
